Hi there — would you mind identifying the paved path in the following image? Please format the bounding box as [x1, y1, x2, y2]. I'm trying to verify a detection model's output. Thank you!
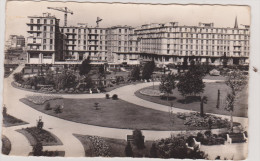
[2, 65, 248, 157]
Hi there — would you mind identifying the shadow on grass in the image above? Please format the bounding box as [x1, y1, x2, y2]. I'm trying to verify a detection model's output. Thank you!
[160, 96, 177, 101]
[177, 96, 201, 104]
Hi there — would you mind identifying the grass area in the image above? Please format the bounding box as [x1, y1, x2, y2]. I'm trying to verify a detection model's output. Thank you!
[3, 114, 28, 127]
[16, 127, 63, 146]
[28, 151, 65, 157]
[20, 97, 230, 131]
[2, 135, 11, 155]
[135, 82, 248, 117]
[74, 134, 154, 157]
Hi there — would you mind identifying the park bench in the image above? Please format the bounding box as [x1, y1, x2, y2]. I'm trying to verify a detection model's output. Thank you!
[126, 135, 145, 142]
[227, 133, 247, 144]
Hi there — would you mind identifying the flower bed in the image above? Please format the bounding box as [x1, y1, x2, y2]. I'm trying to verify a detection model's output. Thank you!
[26, 94, 62, 105]
[139, 88, 162, 97]
[2, 135, 11, 155]
[177, 112, 230, 128]
[88, 136, 111, 157]
[17, 127, 63, 146]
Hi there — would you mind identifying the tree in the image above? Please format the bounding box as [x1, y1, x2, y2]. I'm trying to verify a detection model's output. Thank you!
[131, 66, 140, 81]
[216, 89, 220, 109]
[225, 70, 247, 132]
[142, 61, 155, 80]
[54, 70, 77, 90]
[200, 96, 208, 117]
[150, 143, 158, 158]
[125, 141, 134, 157]
[33, 142, 43, 156]
[13, 72, 23, 83]
[132, 129, 145, 149]
[177, 67, 205, 98]
[97, 65, 106, 90]
[79, 57, 91, 76]
[84, 76, 94, 89]
[159, 73, 177, 101]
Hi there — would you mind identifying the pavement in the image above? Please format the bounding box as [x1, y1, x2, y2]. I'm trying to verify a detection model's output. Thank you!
[1, 65, 248, 158]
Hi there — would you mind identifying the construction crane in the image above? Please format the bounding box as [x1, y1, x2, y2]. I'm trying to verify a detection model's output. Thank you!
[47, 7, 73, 27]
[96, 17, 102, 28]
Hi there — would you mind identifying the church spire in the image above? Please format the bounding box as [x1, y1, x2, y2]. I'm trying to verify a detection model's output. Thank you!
[234, 16, 238, 28]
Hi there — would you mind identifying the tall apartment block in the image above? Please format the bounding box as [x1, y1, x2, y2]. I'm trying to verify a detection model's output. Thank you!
[26, 13, 65, 64]
[60, 25, 107, 63]
[125, 18, 250, 66]
[106, 26, 140, 65]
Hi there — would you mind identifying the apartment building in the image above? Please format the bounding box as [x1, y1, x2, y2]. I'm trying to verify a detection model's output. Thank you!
[26, 13, 65, 64]
[26, 14, 249, 66]
[132, 18, 250, 66]
[106, 26, 140, 65]
[60, 25, 107, 63]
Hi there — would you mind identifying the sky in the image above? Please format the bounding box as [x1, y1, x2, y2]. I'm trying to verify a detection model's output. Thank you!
[5, 1, 250, 40]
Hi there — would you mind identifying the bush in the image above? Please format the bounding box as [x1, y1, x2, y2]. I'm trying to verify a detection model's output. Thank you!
[13, 72, 24, 83]
[33, 142, 43, 156]
[132, 129, 145, 149]
[125, 141, 134, 157]
[196, 132, 204, 142]
[105, 94, 110, 99]
[112, 94, 118, 100]
[204, 130, 212, 137]
[54, 105, 62, 114]
[186, 136, 195, 147]
[44, 102, 52, 110]
[150, 143, 158, 158]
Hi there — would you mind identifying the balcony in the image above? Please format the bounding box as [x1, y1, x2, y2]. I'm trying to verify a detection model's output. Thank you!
[27, 30, 42, 33]
[27, 42, 41, 46]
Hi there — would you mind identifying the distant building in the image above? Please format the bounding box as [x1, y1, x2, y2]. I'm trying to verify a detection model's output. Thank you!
[5, 35, 25, 50]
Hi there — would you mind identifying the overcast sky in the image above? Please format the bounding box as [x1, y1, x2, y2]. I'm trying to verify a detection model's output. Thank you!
[5, 1, 250, 40]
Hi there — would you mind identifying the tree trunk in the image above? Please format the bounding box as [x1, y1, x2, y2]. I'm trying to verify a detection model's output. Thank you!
[216, 89, 220, 108]
[230, 111, 234, 132]
[200, 99, 204, 117]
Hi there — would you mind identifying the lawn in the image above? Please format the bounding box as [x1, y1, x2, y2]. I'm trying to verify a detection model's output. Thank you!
[16, 127, 63, 146]
[135, 82, 248, 117]
[74, 134, 154, 157]
[20, 97, 230, 131]
[2, 135, 11, 155]
[3, 114, 28, 127]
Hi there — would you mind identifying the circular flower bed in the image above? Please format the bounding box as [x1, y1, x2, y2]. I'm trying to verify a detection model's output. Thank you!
[139, 88, 162, 97]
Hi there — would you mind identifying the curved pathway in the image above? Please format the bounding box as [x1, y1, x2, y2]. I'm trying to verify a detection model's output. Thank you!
[2, 65, 248, 157]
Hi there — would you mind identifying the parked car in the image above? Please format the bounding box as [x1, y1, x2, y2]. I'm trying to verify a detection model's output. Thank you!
[209, 69, 220, 76]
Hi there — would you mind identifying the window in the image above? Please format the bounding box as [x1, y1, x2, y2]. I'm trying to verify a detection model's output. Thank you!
[37, 26, 40, 30]
[44, 19, 47, 24]
[33, 38, 36, 43]
[125, 29, 127, 33]
[43, 39, 46, 44]
[37, 19, 40, 24]
[43, 45, 46, 50]
[30, 19, 33, 23]
[95, 30, 97, 33]
[43, 32, 46, 38]
[50, 26, 53, 32]
[73, 29, 75, 33]
[50, 45, 53, 50]
[43, 26, 46, 31]
[37, 33, 40, 37]
[50, 39, 53, 44]
[50, 20, 53, 24]
[119, 29, 121, 33]
[30, 26, 33, 30]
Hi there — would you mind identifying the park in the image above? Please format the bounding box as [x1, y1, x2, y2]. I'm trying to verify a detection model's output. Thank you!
[2, 60, 249, 159]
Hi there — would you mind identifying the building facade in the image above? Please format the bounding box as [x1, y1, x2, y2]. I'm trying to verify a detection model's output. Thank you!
[26, 13, 65, 64]
[26, 14, 250, 66]
[5, 35, 25, 50]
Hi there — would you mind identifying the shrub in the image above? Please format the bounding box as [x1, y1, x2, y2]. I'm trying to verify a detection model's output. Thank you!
[54, 105, 62, 114]
[125, 141, 134, 157]
[204, 130, 212, 137]
[33, 142, 43, 156]
[132, 129, 145, 149]
[150, 143, 158, 158]
[105, 94, 110, 99]
[44, 102, 52, 110]
[13, 72, 24, 83]
[186, 136, 195, 147]
[196, 132, 204, 142]
[112, 94, 118, 100]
